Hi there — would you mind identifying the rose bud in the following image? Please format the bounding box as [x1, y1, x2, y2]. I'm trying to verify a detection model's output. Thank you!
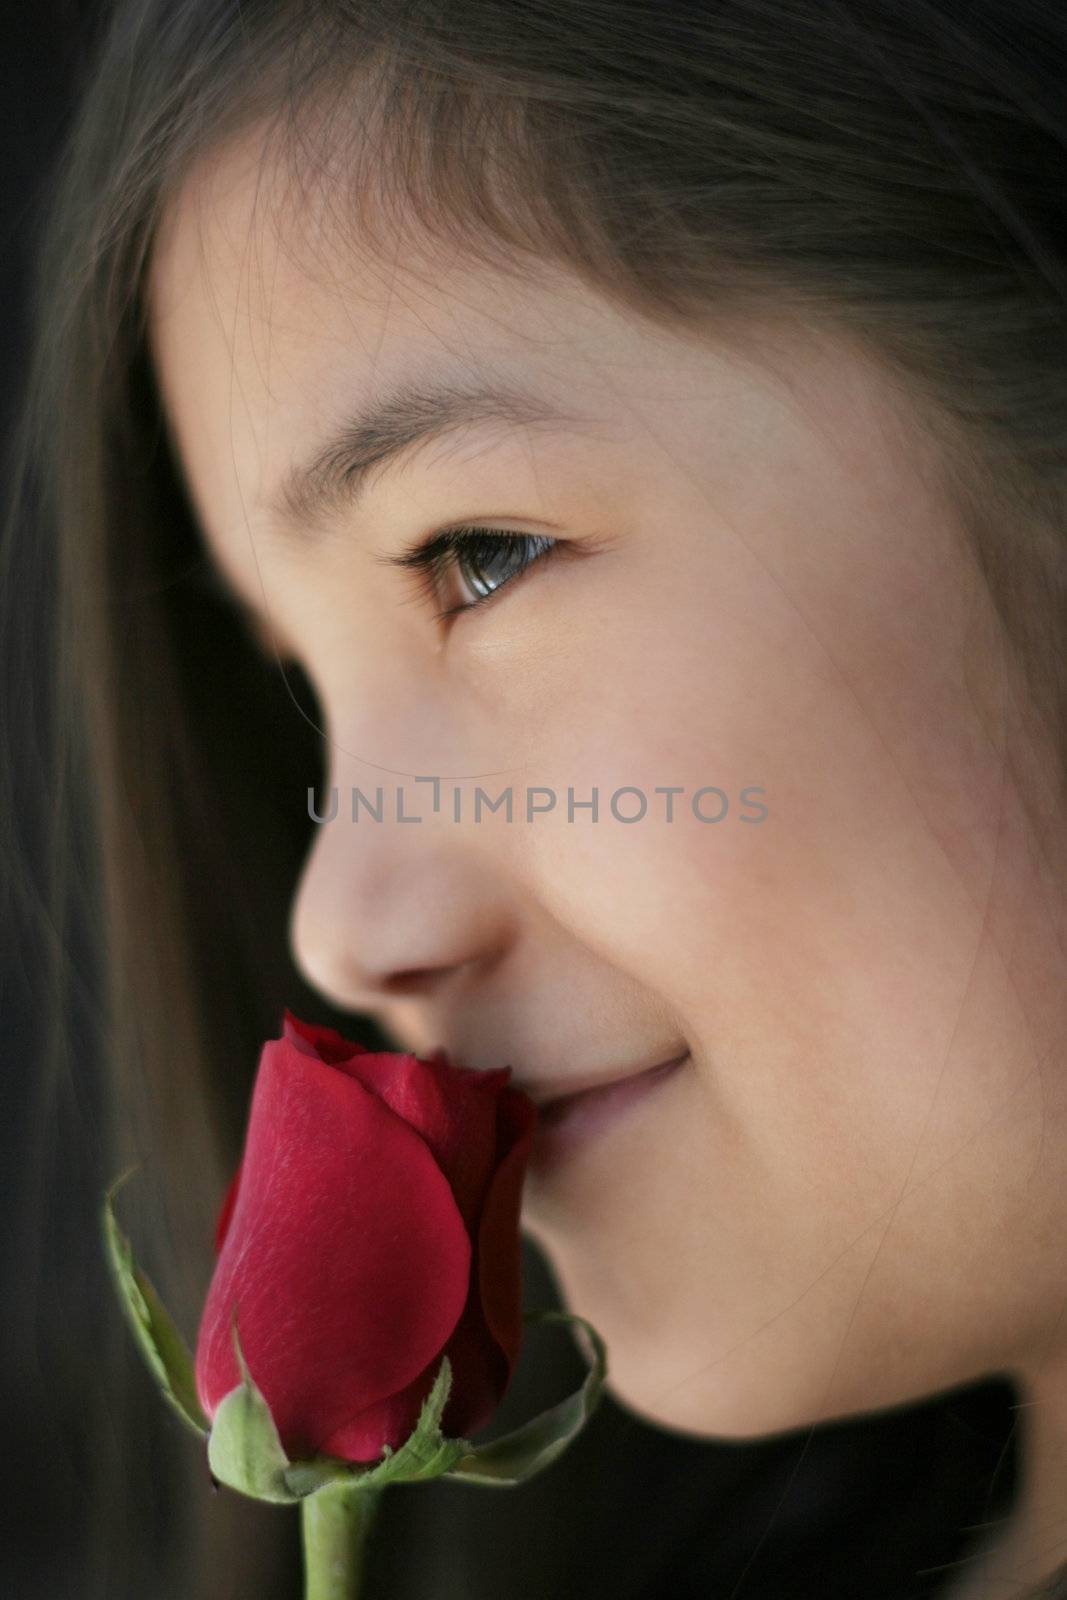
[194, 1010, 538, 1465]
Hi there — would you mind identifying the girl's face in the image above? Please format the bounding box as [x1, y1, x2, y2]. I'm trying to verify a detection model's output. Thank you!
[148, 129, 1067, 1444]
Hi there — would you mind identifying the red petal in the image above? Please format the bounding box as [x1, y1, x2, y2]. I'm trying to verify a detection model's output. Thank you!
[320, 1288, 509, 1459]
[213, 1159, 243, 1255]
[438, 1285, 511, 1437]
[476, 1087, 539, 1372]
[281, 1009, 368, 1065]
[340, 1052, 504, 1231]
[194, 1038, 471, 1461]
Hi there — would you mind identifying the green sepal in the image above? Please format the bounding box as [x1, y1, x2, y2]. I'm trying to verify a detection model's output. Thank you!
[444, 1309, 607, 1487]
[283, 1353, 469, 1498]
[101, 1166, 210, 1439]
[208, 1346, 472, 1504]
[207, 1316, 301, 1503]
[354, 1353, 469, 1487]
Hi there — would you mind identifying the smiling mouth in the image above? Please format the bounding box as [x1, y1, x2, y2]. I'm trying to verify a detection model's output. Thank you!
[523, 1050, 690, 1172]
[535, 1052, 690, 1124]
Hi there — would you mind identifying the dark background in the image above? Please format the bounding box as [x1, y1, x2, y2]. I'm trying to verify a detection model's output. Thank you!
[0, 6, 1022, 1596]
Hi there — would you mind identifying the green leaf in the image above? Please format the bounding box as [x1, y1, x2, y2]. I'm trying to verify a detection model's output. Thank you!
[100, 1167, 210, 1438]
[444, 1309, 607, 1487]
[207, 1316, 301, 1504]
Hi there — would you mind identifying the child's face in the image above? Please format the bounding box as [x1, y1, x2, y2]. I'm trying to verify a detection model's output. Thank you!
[148, 129, 1067, 1442]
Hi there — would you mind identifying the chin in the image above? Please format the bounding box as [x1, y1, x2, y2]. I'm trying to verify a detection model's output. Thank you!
[604, 1368, 818, 1446]
[580, 1316, 898, 1447]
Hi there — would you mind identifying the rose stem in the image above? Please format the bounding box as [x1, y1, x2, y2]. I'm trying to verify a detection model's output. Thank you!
[300, 1484, 385, 1600]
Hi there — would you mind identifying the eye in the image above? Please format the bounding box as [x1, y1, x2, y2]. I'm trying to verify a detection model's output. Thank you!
[382, 524, 560, 622]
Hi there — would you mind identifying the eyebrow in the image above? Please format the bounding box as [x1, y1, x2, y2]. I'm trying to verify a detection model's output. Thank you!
[263, 373, 592, 541]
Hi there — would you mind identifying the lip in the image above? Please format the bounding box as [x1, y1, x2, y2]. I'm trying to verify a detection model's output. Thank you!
[520, 1048, 691, 1108]
[528, 1052, 689, 1168]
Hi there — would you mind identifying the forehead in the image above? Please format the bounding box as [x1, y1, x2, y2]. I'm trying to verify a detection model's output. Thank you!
[144, 124, 654, 544]
[146, 123, 615, 375]
[143, 118, 951, 598]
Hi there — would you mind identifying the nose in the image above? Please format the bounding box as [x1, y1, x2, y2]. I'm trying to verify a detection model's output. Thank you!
[288, 771, 516, 1026]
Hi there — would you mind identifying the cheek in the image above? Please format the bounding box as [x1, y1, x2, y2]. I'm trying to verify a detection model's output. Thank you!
[474, 494, 1036, 1181]
[485, 542, 869, 1026]
[511, 554, 1041, 1254]
[505, 573, 1061, 1440]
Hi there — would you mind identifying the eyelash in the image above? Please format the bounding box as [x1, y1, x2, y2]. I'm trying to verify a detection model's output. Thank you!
[382, 525, 560, 623]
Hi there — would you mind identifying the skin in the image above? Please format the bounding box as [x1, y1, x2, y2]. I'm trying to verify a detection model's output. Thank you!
[147, 123, 1067, 1595]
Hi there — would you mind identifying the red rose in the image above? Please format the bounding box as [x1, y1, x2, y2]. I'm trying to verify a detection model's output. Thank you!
[194, 1011, 538, 1464]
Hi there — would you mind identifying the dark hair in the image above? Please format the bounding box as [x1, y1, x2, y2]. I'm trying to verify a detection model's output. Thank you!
[4, 1, 1066, 1594]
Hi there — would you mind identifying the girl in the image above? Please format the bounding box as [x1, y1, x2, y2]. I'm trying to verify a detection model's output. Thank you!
[7, 1, 1067, 1595]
